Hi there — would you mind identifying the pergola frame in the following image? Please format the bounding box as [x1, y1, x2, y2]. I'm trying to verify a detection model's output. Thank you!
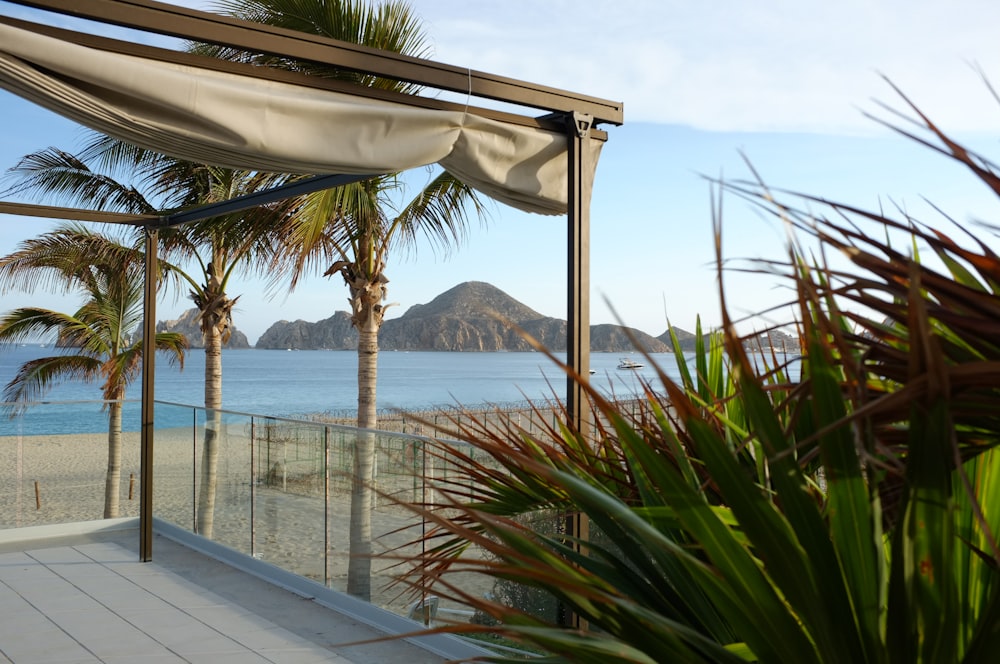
[0, 0, 623, 569]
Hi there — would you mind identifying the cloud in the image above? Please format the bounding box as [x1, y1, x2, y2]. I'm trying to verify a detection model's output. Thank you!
[417, 0, 1000, 134]
[18, 0, 1000, 133]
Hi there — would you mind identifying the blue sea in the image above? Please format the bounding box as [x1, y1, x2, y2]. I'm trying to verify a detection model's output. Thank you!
[0, 345, 691, 435]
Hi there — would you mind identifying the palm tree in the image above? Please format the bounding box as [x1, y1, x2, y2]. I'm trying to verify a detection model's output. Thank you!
[204, 0, 491, 600]
[1, 140, 285, 536]
[119, 154, 289, 538]
[0, 225, 187, 518]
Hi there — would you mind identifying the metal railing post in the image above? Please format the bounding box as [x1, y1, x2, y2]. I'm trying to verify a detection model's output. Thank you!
[250, 416, 256, 557]
[324, 425, 330, 587]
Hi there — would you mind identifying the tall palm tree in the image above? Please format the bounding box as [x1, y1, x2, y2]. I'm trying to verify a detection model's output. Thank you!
[204, 0, 491, 600]
[119, 153, 289, 538]
[0, 225, 187, 518]
[1, 140, 285, 536]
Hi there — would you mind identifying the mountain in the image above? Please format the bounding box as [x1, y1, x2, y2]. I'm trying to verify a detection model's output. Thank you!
[754, 329, 800, 352]
[378, 281, 564, 351]
[256, 281, 670, 352]
[656, 326, 801, 352]
[255, 311, 355, 350]
[156, 308, 251, 349]
[590, 324, 670, 353]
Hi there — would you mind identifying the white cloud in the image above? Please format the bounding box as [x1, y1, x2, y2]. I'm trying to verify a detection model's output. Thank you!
[21, 0, 999, 133]
[415, 0, 1000, 134]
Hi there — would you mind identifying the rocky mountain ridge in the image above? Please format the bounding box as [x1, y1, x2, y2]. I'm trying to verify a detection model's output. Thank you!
[256, 281, 670, 352]
[251, 281, 801, 353]
[32, 282, 802, 354]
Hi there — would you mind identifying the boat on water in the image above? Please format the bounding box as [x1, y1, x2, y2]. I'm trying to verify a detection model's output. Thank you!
[617, 357, 643, 369]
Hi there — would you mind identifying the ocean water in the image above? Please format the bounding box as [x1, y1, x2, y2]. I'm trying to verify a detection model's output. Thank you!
[0, 345, 688, 435]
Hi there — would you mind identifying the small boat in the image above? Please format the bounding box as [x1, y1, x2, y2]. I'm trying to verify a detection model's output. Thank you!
[617, 357, 643, 369]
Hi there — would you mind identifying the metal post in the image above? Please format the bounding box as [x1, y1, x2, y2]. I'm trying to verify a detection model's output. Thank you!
[139, 227, 158, 561]
[250, 416, 256, 557]
[566, 111, 593, 429]
[563, 112, 594, 628]
[324, 426, 330, 587]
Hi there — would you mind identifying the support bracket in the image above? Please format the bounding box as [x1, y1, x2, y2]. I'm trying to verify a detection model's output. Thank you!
[571, 111, 594, 139]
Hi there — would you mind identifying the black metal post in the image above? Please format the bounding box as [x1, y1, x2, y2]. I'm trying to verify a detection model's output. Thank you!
[140, 227, 158, 561]
[562, 111, 594, 629]
[566, 111, 593, 427]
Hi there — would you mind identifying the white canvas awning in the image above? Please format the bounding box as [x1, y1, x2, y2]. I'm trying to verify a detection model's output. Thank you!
[0, 21, 602, 215]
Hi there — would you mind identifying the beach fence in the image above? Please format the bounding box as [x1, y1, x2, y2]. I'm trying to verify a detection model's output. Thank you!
[310, 397, 651, 439]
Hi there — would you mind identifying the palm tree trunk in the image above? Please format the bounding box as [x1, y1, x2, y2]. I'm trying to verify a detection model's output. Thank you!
[197, 324, 223, 537]
[104, 399, 123, 518]
[347, 295, 380, 600]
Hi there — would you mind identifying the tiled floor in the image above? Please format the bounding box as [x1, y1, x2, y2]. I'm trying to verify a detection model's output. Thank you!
[0, 529, 463, 663]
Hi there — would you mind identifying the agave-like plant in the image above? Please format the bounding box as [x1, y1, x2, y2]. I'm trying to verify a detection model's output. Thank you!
[381, 84, 1000, 663]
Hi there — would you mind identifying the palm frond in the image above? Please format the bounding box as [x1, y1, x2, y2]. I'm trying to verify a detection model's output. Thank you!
[1, 146, 155, 214]
[391, 169, 491, 256]
[206, 0, 430, 93]
[0, 307, 93, 348]
[2, 354, 101, 411]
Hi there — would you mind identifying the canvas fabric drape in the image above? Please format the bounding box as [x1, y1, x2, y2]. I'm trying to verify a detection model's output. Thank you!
[0, 22, 601, 215]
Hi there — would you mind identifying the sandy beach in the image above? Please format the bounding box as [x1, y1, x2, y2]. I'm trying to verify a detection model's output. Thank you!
[0, 424, 492, 618]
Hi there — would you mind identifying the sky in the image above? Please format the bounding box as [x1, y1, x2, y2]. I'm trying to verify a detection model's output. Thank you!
[2, 0, 1000, 345]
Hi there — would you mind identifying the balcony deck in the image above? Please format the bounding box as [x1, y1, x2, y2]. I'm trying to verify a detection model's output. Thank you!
[0, 519, 486, 663]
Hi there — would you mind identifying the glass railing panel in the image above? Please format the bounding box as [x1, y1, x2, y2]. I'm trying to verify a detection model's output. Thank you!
[151, 401, 199, 531]
[312, 425, 432, 613]
[370, 430, 427, 615]
[0, 400, 142, 530]
[247, 416, 327, 584]
[419, 440, 520, 625]
[321, 425, 356, 596]
[191, 409, 253, 555]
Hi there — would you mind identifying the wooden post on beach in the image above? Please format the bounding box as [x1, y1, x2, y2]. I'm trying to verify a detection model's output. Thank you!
[34, 480, 40, 510]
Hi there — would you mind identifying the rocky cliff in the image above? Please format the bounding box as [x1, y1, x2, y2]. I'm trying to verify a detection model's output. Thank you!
[156, 308, 251, 349]
[255, 311, 356, 350]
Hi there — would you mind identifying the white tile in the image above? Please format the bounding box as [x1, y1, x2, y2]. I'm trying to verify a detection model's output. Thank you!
[0, 626, 98, 663]
[0, 536, 452, 663]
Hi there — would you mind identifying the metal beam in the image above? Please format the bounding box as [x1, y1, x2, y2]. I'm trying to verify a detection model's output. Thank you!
[4, 0, 624, 125]
[0, 201, 156, 225]
[0, 174, 377, 229]
[0, 16, 607, 137]
[155, 173, 378, 228]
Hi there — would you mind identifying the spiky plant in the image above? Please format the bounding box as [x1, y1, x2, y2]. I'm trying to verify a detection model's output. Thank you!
[381, 83, 1000, 662]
